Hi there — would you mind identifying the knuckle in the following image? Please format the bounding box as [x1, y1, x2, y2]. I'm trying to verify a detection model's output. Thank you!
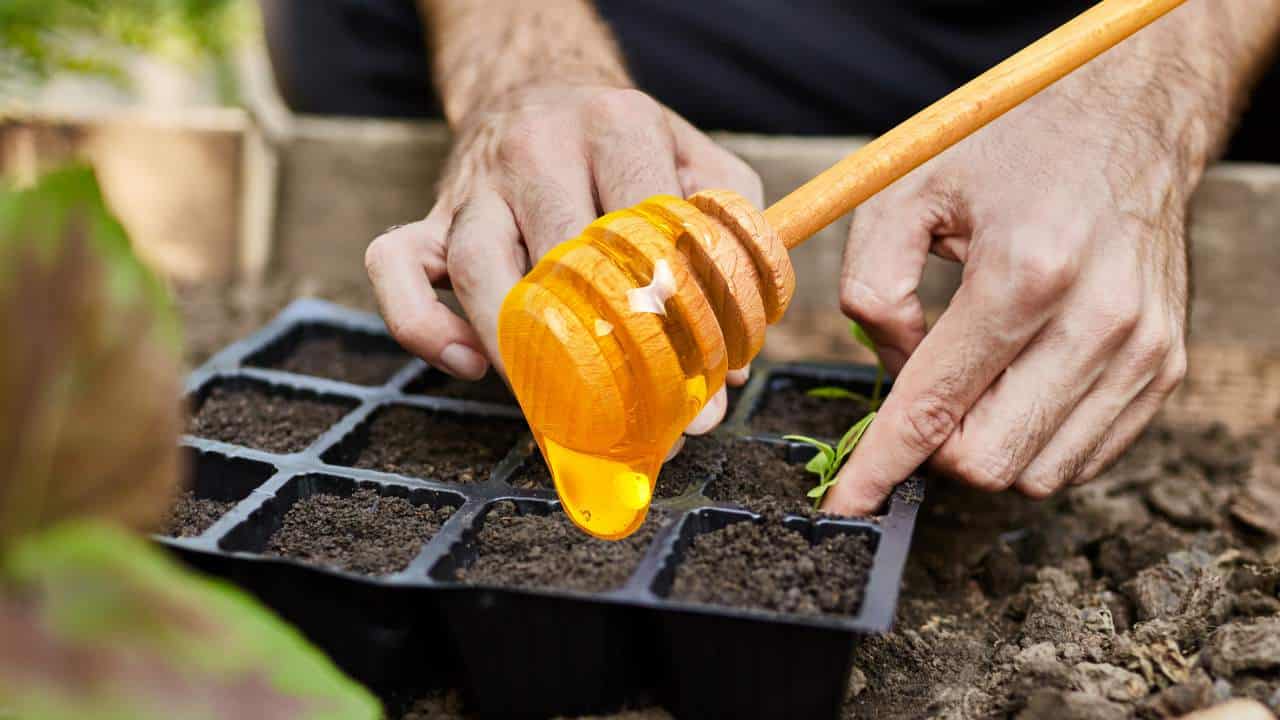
[1008, 242, 1080, 303]
[585, 88, 662, 124]
[495, 113, 552, 168]
[385, 307, 428, 351]
[364, 233, 392, 275]
[899, 394, 961, 456]
[952, 448, 1018, 492]
[1092, 297, 1141, 345]
[1129, 326, 1173, 369]
[840, 279, 907, 331]
[1154, 345, 1188, 394]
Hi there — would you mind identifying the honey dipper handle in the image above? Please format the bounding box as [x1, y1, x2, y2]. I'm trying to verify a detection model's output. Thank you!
[763, 0, 1186, 251]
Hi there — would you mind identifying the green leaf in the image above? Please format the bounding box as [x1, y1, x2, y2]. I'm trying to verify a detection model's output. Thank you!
[835, 411, 877, 464]
[0, 521, 382, 720]
[806, 484, 831, 499]
[849, 320, 877, 354]
[806, 386, 867, 402]
[804, 452, 832, 476]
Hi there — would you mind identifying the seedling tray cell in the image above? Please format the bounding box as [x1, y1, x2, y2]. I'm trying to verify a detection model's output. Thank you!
[161, 299, 923, 718]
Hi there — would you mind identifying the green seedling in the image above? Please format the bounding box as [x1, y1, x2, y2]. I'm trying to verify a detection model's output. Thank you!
[805, 321, 886, 410]
[788, 321, 885, 508]
[785, 411, 876, 509]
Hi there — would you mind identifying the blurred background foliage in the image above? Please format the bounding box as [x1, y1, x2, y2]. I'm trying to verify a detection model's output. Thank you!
[0, 0, 253, 104]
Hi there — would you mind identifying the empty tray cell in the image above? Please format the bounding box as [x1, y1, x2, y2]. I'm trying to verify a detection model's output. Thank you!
[510, 434, 727, 498]
[163, 448, 276, 538]
[188, 377, 357, 454]
[221, 473, 464, 576]
[245, 322, 410, 386]
[749, 370, 881, 440]
[323, 404, 524, 484]
[705, 438, 820, 516]
[404, 368, 516, 405]
[431, 499, 666, 593]
[657, 509, 878, 617]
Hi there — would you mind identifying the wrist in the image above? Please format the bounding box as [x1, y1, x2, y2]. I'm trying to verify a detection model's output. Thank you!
[424, 0, 631, 127]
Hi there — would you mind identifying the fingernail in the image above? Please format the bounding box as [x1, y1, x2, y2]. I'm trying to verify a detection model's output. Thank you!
[439, 344, 488, 380]
[685, 388, 727, 435]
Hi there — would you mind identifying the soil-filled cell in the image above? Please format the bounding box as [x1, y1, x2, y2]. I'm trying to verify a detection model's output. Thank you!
[247, 324, 410, 386]
[265, 483, 458, 576]
[749, 372, 876, 439]
[445, 500, 665, 593]
[162, 449, 276, 537]
[666, 513, 875, 616]
[706, 439, 817, 516]
[405, 369, 516, 405]
[325, 405, 524, 484]
[189, 380, 355, 453]
[511, 434, 727, 498]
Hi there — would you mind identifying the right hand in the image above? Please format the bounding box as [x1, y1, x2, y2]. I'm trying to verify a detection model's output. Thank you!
[365, 84, 761, 432]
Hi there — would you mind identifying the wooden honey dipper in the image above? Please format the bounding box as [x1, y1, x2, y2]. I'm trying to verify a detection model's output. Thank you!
[497, 0, 1186, 540]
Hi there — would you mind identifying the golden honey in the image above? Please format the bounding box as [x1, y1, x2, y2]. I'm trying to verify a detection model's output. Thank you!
[498, 196, 729, 540]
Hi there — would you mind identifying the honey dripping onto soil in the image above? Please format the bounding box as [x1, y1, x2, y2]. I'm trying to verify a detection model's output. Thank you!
[498, 196, 729, 540]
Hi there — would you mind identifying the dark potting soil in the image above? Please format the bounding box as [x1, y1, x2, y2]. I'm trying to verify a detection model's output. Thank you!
[265, 488, 455, 575]
[189, 384, 350, 453]
[343, 406, 524, 484]
[163, 490, 235, 537]
[259, 335, 408, 386]
[510, 435, 727, 498]
[671, 516, 874, 616]
[706, 438, 817, 516]
[750, 384, 872, 439]
[406, 370, 516, 405]
[844, 421, 1280, 719]
[455, 501, 664, 593]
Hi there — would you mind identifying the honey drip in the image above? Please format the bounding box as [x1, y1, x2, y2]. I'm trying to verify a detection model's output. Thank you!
[498, 196, 730, 540]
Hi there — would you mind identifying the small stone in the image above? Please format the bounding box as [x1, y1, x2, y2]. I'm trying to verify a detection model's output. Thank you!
[1124, 564, 1192, 621]
[1035, 567, 1081, 599]
[981, 540, 1025, 596]
[1203, 618, 1280, 677]
[1080, 606, 1115, 636]
[1017, 689, 1127, 720]
[1139, 669, 1215, 717]
[1147, 472, 1217, 528]
[1072, 662, 1148, 702]
[1015, 642, 1061, 674]
[846, 667, 867, 699]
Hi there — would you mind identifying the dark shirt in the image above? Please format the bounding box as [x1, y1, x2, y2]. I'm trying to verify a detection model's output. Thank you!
[259, 0, 1276, 160]
[594, 0, 1089, 134]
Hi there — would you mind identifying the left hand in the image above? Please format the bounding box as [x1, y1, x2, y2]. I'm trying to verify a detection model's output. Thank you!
[822, 72, 1199, 515]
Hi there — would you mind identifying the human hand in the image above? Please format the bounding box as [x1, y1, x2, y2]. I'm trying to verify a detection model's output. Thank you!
[822, 75, 1199, 515]
[364, 84, 761, 433]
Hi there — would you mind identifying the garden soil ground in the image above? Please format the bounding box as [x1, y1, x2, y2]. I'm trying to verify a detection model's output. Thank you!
[750, 382, 874, 439]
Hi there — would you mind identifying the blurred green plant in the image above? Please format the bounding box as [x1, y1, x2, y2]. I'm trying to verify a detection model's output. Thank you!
[0, 166, 381, 719]
[0, 0, 250, 94]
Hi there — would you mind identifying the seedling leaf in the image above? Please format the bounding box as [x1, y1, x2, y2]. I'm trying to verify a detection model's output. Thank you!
[850, 320, 877, 354]
[806, 386, 869, 402]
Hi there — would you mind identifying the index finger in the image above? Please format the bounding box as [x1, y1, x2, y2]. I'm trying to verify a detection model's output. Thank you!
[820, 269, 1058, 515]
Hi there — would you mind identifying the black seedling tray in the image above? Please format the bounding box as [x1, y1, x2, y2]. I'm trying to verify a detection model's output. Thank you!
[163, 299, 923, 719]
